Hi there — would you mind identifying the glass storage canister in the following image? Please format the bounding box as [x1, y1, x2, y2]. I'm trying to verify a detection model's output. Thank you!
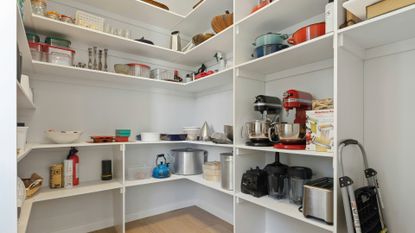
[31, 0, 47, 16]
[43, 44, 75, 66]
[288, 166, 312, 205]
[29, 42, 46, 61]
[128, 63, 151, 78]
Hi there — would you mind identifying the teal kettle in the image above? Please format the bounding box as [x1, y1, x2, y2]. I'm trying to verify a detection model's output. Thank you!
[152, 154, 171, 179]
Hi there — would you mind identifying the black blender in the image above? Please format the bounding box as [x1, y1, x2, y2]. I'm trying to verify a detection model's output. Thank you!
[244, 95, 282, 147]
[264, 152, 289, 199]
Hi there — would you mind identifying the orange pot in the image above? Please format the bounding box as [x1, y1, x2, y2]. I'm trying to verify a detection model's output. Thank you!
[287, 22, 326, 45]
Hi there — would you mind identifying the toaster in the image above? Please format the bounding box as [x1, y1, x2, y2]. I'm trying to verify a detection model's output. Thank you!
[302, 177, 334, 225]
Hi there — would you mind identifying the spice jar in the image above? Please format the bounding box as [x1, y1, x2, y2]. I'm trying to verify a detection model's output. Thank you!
[46, 11, 60, 20]
[31, 0, 47, 16]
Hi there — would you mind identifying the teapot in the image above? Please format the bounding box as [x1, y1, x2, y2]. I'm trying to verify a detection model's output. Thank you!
[152, 154, 171, 179]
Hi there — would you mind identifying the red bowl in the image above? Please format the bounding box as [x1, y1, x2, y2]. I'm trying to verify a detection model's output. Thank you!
[288, 22, 326, 45]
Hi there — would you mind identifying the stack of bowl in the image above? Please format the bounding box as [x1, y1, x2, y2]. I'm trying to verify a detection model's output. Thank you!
[252, 33, 289, 59]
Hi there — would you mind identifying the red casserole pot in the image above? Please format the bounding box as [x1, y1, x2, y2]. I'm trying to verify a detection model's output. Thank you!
[288, 22, 326, 45]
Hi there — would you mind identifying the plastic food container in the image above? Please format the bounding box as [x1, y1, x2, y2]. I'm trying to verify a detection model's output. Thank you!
[45, 37, 71, 48]
[128, 64, 150, 78]
[115, 129, 131, 137]
[26, 32, 40, 43]
[43, 44, 75, 66]
[29, 42, 46, 61]
[126, 165, 152, 180]
[115, 136, 129, 142]
[31, 0, 47, 16]
[150, 68, 174, 80]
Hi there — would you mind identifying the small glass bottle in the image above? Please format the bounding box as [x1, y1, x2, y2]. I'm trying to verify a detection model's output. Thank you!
[87, 48, 92, 69]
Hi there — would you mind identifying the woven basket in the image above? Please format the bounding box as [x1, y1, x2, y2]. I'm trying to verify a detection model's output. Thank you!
[192, 33, 215, 46]
[22, 173, 43, 198]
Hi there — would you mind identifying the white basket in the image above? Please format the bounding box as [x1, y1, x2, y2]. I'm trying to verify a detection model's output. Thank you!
[75, 10, 104, 32]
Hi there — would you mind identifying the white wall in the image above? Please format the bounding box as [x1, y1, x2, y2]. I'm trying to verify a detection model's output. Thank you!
[0, 1, 17, 232]
[364, 48, 415, 233]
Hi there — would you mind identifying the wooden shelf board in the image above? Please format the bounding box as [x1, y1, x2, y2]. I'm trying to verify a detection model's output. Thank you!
[338, 5, 415, 49]
[235, 145, 333, 158]
[236, 192, 334, 232]
[236, 33, 334, 76]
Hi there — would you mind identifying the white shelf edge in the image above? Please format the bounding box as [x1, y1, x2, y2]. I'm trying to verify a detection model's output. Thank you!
[17, 145, 34, 162]
[32, 180, 123, 202]
[17, 80, 36, 110]
[18, 199, 33, 233]
[235, 33, 334, 72]
[235, 192, 334, 232]
[138, 0, 186, 18]
[235, 145, 333, 158]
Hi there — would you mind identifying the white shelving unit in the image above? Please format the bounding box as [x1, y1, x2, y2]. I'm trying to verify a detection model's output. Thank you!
[16, 0, 414, 232]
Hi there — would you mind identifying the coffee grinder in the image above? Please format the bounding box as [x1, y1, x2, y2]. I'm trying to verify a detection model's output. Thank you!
[245, 95, 282, 147]
[274, 89, 312, 150]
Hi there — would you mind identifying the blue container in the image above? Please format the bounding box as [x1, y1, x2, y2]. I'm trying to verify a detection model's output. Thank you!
[252, 44, 289, 58]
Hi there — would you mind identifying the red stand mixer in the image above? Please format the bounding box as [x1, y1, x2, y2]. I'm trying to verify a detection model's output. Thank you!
[274, 89, 312, 150]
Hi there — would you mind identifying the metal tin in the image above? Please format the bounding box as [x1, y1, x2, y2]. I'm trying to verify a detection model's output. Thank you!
[220, 153, 233, 190]
[49, 163, 64, 189]
[171, 148, 207, 175]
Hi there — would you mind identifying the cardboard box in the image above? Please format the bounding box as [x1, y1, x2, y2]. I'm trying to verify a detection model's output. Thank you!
[306, 109, 334, 153]
[367, 0, 415, 19]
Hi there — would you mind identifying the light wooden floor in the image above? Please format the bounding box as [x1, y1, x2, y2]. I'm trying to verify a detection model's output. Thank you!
[91, 206, 233, 233]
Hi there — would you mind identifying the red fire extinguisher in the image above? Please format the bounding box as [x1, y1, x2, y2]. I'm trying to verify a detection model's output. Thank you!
[67, 147, 79, 186]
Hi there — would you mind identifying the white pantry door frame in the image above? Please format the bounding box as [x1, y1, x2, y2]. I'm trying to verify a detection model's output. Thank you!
[0, 1, 17, 232]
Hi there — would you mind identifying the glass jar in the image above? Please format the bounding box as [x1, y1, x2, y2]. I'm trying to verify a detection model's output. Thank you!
[31, 0, 47, 16]
[288, 166, 312, 205]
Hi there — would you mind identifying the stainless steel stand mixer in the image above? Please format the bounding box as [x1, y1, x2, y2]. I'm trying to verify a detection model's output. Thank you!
[244, 95, 282, 147]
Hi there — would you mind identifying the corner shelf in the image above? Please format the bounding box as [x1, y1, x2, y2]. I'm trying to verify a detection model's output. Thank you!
[24, 13, 233, 66]
[236, 192, 334, 232]
[235, 144, 333, 158]
[31, 61, 233, 94]
[68, 0, 232, 36]
[125, 174, 233, 196]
